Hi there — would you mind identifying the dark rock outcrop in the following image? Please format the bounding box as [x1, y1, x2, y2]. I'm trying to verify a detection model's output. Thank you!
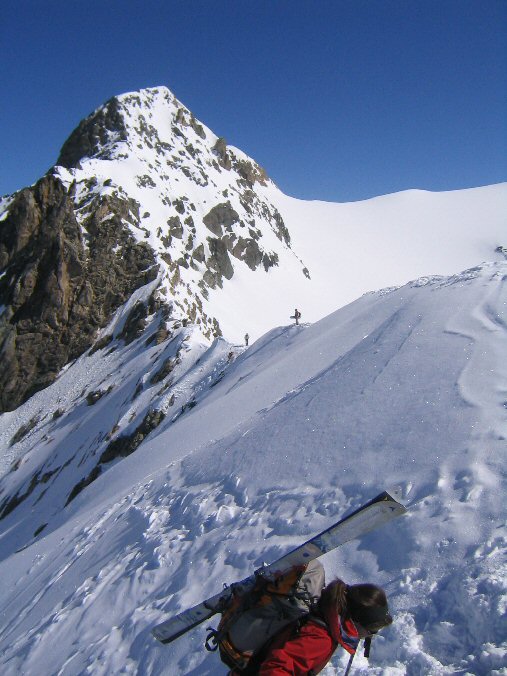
[98, 409, 166, 465]
[57, 97, 127, 168]
[234, 158, 269, 187]
[206, 237, 234, 284]
[203, 202, 239, 236]
[0, 174, 158, 412]
[64, 408, 166, 506]
[212, 137, 232, 170]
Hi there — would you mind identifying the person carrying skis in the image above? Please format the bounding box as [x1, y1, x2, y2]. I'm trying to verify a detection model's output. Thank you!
[231, 578, 392, 675]
[290, 309, 302, 325]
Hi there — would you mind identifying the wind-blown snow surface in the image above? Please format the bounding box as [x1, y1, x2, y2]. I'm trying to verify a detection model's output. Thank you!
[0, 261, 506, 674]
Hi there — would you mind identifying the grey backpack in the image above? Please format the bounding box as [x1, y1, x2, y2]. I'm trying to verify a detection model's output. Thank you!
[206, 559, 326, 671]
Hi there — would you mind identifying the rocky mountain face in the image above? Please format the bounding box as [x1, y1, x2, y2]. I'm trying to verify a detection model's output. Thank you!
[0, 175, 157, 411]
[0, 86, 306, 413]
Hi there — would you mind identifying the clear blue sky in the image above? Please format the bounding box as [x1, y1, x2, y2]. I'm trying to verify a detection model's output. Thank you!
[1, 0, 506, 202]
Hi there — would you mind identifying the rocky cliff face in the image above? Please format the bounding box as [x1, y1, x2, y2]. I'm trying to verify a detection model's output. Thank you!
[0, 86, 308, 413]
[0, 174, 158, 411]
[57, 96, 128, 168]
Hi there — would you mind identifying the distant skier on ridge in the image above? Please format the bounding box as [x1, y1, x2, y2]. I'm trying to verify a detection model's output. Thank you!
[290, 308, 302, 325]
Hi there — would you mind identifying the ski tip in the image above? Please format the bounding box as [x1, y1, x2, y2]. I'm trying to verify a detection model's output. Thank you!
[385, 482, 414, 507]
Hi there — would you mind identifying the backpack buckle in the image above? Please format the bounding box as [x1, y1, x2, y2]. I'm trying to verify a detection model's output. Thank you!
[205, 627, 220, 652]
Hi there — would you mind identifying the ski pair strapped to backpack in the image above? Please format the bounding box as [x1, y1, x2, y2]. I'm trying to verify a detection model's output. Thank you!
[151, 488, 407, 649]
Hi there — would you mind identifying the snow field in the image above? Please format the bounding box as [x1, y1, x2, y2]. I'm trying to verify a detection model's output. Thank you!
[0, 262, 505, 674]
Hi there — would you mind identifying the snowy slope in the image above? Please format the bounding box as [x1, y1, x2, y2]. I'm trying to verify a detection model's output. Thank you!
[194, 180, 507, 341]
[271, 184, 507, 327]
[0, 261, 506, 675]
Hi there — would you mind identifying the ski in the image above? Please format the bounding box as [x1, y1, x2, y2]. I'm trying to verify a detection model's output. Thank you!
[151, 488, 407, 645]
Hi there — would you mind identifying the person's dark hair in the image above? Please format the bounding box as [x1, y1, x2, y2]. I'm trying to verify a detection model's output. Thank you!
[319, 579, 392, 632]
[346, 583, 392, 632]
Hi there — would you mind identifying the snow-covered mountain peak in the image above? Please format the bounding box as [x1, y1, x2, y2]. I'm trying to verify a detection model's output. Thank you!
[53, 84, 304, 338]
[57, 87, 199, 164]
[57, 86, 261, 178]
[0, 85, 311, 412]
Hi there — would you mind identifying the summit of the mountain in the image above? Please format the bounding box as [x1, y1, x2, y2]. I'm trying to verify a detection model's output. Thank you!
[0, 86, 306, 411]
[53, 86, 302, 305]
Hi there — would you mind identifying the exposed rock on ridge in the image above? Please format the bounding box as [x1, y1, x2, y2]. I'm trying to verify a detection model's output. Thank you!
[0, 174, 158, 411]
[57, 97, 128, 168]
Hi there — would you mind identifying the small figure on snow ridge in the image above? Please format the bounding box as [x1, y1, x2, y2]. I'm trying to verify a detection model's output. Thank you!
[290, 308, 302, 325]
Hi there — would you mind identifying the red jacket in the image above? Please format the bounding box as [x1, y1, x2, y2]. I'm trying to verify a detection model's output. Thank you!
[258, 608, 359, 675]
